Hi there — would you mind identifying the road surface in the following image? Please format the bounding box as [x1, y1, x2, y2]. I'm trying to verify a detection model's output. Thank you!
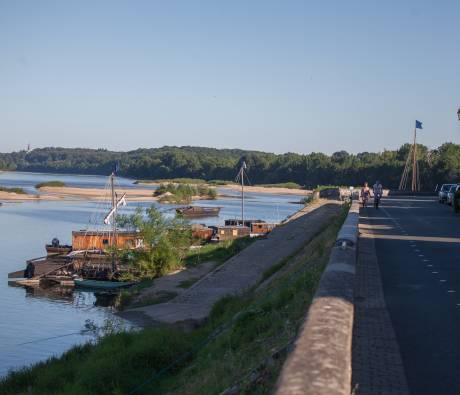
[359, 196, 460, 394]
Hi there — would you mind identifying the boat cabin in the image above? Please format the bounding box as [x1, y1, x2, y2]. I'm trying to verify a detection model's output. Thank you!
[224, 219, 265, 227]
[191, 224, 214, 244]
[250, 222, 276, 235]
[72, 230, 144, 251]
[212, 226, 251, 242]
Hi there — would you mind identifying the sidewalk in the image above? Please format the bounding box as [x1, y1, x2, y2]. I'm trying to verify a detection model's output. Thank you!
[352, 215, 409, 394]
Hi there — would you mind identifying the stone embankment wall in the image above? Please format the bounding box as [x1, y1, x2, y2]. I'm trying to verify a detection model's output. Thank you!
[276, 201, 359, 395]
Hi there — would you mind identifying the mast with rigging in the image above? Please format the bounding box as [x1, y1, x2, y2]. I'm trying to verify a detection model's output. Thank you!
[235, 161, 248, 226]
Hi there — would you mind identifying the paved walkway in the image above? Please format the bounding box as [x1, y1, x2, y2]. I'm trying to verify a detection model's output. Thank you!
[121, 201, 341, 328]
[354, 196, 460, 395]
[352, 219, 409, 394]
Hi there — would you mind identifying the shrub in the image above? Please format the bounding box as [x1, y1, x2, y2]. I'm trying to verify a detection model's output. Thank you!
[35, 181, 66, 188]
[0, 186, 26, 194]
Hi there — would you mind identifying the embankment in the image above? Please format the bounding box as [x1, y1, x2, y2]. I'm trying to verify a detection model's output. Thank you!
[120, 200, 342, 328]
[0, 201, 349, 395]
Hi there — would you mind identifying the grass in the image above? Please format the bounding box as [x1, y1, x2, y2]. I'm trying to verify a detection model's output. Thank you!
[35, 181, 67, 188]
[124, 291, 179, 309]
[117, 238, 256, 310]
[0, 186, 26, 194]
[116, 279, 155, 310]
[185, 237, 256, 266]
[257, 182, 303, 189]
[0, 206, 348, 395]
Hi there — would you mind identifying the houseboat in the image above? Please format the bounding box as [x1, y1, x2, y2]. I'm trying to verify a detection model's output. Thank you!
[8, 172, 142, 286]
[210, 162, 276, 242]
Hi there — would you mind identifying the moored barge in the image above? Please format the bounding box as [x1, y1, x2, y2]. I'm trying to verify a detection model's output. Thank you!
[176, 206, 221, 217]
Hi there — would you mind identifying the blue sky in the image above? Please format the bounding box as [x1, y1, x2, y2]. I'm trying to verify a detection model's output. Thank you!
[1, 0, 459, 154]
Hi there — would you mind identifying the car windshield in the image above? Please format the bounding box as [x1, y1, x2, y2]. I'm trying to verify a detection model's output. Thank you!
[443, 185, 454, 191]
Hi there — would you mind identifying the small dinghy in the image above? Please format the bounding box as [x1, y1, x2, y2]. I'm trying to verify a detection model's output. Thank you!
[74, 279, 134, 290]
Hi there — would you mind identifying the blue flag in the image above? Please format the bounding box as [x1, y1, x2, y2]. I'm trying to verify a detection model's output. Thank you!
[415, 120, 423, 129]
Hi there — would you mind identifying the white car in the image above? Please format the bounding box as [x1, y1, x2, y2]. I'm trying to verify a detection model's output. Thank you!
[446, 184, 460, 206]
[439, 184, 455, 203]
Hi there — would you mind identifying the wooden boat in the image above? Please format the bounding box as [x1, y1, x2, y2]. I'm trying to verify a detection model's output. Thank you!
[211, 225, 250, 242]
[191, 224, 214, 244]
[176, 206, 221, 217]
[8, 171, 140, 283]
[45, 244, 72, 255]
[74, 279, 134, 290]
[212, 163, 275, 241]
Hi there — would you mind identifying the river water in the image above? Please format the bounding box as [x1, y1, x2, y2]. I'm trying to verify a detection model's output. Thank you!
[0, 171, 304, 377]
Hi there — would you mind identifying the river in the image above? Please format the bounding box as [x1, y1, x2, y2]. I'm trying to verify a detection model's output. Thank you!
[0, 171, 304, 377]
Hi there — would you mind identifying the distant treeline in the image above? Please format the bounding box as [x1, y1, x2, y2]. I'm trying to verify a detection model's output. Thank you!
[1, 144, 459, 190]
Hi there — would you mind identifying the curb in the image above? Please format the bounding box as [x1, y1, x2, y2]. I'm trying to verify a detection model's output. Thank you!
[275, 201, 359, 395]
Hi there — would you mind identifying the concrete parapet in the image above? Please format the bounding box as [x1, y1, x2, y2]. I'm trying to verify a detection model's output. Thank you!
[275, 201, 359, 395]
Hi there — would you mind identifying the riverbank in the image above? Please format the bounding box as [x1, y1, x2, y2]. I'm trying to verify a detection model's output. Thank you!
[0, 183, 309, 202]
[0, 201, 348, 395]
[136, 180, 311, 196]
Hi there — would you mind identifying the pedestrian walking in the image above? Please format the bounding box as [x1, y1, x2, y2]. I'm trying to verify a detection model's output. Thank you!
[373, 180, 383, 209]
[360, 182, 371, 208]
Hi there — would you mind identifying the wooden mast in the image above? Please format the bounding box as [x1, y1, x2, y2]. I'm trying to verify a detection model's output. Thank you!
[411, 127, 419, 192]
[110, 172, 117, 272]
[235, 161, 247, 226]
[399, 126, 419, 191]
[241, 163, 245, 226]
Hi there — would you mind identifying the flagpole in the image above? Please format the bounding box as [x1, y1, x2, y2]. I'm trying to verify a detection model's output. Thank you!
[411, 127, 417, 192]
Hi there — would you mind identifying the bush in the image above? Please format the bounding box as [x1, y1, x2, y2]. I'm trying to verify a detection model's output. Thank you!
[35, 181, 66, 188]
[0, 186, 26, 194]
[117, 206, 192, 281]
[154, 183, 217, 203]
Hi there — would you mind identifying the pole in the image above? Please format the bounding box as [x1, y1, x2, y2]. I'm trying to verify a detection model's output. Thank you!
[110, 173, 117, 272]
[241, 167, 244, 226]
[411, 128, 418, 191]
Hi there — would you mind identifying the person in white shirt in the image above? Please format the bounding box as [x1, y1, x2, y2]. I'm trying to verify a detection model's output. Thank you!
[373, 181, 383, 209]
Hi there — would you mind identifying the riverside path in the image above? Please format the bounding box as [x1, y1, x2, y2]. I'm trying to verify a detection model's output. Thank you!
[355, 195, 460, 395]
[121, 201, 342, 328]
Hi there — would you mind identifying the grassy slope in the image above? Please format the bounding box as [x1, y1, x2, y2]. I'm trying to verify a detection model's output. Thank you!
[0, 206, 348, 395]
[117, 238, 256, 310]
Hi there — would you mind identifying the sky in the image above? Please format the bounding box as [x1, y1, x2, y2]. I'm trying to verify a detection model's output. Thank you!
[1, 0, 459, 155]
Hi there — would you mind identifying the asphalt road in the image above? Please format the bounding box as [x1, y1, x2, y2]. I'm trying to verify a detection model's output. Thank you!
[361, 196, 460, 394]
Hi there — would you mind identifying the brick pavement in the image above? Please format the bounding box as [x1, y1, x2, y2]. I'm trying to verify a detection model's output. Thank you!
[352, 219, 409, 394]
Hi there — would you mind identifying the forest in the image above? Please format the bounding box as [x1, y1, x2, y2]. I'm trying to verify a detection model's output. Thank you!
[1, 143, 460, 191]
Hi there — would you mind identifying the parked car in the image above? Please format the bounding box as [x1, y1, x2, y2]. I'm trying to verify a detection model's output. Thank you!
[446, 184, 460, 205]
[439, 184, 455, 203]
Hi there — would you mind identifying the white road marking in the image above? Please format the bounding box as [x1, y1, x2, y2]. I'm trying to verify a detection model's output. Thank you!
[432, 271, 438, 274]
[440, 280, 447, 282]
[448, 290, 456, 293]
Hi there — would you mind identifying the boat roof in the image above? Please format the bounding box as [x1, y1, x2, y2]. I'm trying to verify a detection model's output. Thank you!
[72, 230, 141, 236]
